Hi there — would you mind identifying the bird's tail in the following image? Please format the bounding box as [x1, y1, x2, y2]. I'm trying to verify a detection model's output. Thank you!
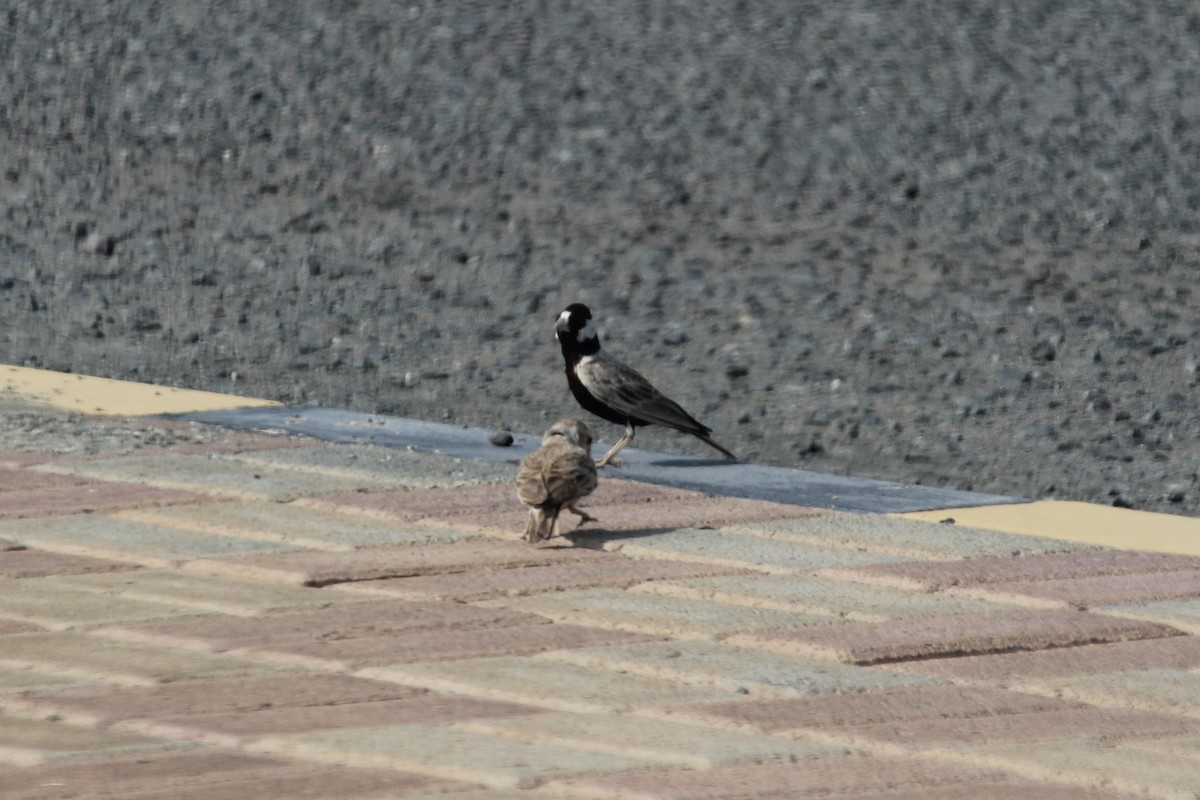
[524, 507, 560, 542]
[698, 432, 738, 462]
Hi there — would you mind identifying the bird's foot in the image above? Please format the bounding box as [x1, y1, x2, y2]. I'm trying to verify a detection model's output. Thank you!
[568, 504, 598, 525]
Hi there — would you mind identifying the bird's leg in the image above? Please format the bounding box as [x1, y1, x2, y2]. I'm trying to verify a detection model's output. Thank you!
[567, 503, 597, 525]
[522, 510, 539, 543]
[595, 422, 635, 468]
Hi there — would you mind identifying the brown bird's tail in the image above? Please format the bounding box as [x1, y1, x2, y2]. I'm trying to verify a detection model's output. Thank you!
[524, 507, 560, 542]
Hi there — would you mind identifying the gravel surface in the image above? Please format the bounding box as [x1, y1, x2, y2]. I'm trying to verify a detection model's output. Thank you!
[0, 401, 252, 457]
[3, 2, 1200, 515]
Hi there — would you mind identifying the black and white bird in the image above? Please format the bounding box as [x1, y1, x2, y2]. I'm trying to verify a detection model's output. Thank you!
[516, 418, 599, 542]
[554, 303, 737, 467]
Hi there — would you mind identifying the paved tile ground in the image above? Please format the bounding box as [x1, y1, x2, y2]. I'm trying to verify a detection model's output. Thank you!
[3, 404, 1200, 798]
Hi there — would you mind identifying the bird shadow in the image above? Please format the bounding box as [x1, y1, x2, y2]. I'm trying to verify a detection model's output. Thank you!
[633, 457, 736, 468]
[562, 526, 683, 549]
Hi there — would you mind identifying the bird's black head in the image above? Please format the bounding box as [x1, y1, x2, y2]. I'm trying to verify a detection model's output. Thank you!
[555, 303, 600, 357]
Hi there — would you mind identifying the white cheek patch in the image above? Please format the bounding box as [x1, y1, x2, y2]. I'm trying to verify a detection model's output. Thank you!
[577, 319, 598, 342]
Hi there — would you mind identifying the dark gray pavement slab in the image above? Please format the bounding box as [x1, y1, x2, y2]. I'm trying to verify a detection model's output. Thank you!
[174, 406, 1025, 514]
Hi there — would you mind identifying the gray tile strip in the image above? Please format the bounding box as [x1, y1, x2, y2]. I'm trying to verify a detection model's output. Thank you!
[172, 406, 1026, 514]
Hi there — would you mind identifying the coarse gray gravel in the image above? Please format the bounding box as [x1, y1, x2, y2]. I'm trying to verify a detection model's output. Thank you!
[3, 2, 1200, 515]
[0, 401, 245, 457]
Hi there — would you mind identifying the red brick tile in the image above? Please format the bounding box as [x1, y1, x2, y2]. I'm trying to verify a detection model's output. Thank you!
[841, 550, 1200, 592]
[14, 674, 420, 723]
[963, 569, 1200, 609]
[0, 468, 91, 492]
[140, 694, 540, 743]
[554, 751, 1071, 799]
[110, 598, 547, 654]
[464, 494, 820, 534]
[260, 622, 658, 667]
[0, 451, 62, 468]
[187, 539, 608, 586]
[342, 557, 750, 601]
[301, 483, 520, 522]
[688, 684, 1199, 746]
[520, 478, 706, 510]
[14, 674, 541, 742]
[609, 494, 819, 529]
[0, 481, 209, 519]
[0, 618, 44, 635]
[685, 685, 1075, 732]
[114, 598, 648, 670]
[454, 507, 587, 535]
[845, 706, 1198, 746]
[303, 479, 796, 533]
[0, 751, 459, 800]
[589, 479, 714, 505]
[733, 609, 1182, 664]
[0, 549, 140, 578]
[883, 634, 1200, 684]
[829, 787, 1137, 800]
[452, 477, 817, 533]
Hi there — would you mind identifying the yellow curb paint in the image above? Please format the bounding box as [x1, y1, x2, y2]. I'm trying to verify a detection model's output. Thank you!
[0, 365, 280, 417]
[900, 500, 1200, 557]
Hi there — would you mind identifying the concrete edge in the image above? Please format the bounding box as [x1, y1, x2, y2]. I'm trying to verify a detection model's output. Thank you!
[901, 501, 1200, 557]
[10, 364, 1199, 556]
[1, 365, 279, 416]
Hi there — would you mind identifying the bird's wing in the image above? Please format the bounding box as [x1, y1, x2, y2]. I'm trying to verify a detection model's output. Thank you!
[516, 452, 552, 506]
[519, 442, 597, 508]
[543, 447, 598, 506]
[577, 355, 711, 435]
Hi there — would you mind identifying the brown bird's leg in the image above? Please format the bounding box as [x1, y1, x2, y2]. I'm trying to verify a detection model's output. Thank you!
[595, 422, 634, 468]
[522, 510, 540, 543]
[567, 503, 597, 525]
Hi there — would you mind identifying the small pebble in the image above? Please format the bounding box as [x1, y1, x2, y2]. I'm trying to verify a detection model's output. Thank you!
[489, 431, 514, 447]
[1030, 339, 1057, 362]
[725, 364, 750, 379]
[82, 231, 116, 256]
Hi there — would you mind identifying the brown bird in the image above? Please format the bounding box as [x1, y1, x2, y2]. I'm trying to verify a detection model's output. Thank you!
[555, 303, 737, 467]
[516, 418, 599, 542]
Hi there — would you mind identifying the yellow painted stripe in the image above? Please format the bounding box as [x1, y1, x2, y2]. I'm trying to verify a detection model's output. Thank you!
[901, 500, 1200, 557]
[0, 365, 280, 417]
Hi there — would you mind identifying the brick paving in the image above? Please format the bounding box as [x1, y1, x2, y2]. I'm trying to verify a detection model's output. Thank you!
[2, 410, 1199, 798]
